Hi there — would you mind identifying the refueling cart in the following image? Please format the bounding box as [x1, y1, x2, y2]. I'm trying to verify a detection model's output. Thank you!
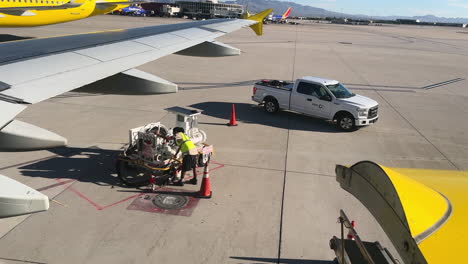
[116, 107, 213, 190]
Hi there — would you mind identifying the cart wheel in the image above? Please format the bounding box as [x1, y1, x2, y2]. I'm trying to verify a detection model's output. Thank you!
[116, 159, 151, 187]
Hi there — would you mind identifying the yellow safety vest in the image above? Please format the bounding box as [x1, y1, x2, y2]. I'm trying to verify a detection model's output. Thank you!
[176, 132, 196, 154]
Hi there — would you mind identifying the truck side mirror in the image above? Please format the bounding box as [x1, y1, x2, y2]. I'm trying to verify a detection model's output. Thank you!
[320, 95, 332, 102]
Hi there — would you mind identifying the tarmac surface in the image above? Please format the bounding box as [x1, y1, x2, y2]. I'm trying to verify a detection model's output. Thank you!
[1, 15, 467, 264]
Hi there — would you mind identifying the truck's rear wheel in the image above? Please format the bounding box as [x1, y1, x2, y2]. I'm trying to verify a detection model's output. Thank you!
[264, 98, 279, 113]
[337, 113, 356, 131]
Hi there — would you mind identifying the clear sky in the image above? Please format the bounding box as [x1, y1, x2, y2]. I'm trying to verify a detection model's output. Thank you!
[292, 0, 468, 18]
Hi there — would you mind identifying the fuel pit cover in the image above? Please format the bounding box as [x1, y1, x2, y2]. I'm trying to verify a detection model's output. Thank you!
[152, 194, 189, 210]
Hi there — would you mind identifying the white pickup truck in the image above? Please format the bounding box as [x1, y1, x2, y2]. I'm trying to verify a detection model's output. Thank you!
[252, 77, 379, 131]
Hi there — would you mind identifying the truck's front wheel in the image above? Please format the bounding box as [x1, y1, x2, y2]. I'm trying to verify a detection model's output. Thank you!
[337, 113, 356, 131]
[264, 98, 279, 113]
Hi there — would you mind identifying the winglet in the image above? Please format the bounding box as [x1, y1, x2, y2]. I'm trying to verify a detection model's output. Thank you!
[245, 8, 273, 36]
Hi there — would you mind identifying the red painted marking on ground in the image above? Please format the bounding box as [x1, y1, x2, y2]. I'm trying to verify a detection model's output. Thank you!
[68, 187, 104, 210]
[54, 179, 104, 210]
[36, 179, 76, 192]
[99, 193, 143, 210]
[55, 178, 142, 211]
[210, 161, 225, 172]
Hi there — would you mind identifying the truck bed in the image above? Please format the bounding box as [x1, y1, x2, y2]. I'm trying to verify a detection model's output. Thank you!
[255, 80, 293, 91]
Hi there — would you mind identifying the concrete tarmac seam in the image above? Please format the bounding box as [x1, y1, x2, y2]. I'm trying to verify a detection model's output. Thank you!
[277, 120, 290, 264]
[374, 89, 460, 171]
[277, 26, 300, 264]
[221, 163, 335, 178]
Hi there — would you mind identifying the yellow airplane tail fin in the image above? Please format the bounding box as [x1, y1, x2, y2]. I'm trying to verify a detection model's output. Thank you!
[245, 8, 273, 36]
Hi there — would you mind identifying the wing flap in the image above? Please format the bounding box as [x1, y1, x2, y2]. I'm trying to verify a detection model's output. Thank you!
[74, 40, 153, 62]
[170, 28, 220, 40]
[0, 52, 100, 87]
[0, 101, 26, 130]
[201, 20, 253, 33]
[133, 33, 187, 49]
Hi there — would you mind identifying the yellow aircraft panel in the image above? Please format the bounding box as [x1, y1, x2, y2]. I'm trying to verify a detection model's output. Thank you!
[390, 167, 468, 264]
[0, 0, 128, 27]
[382, 167, 449, 241]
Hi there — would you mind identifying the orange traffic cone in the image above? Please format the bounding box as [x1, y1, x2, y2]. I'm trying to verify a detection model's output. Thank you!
[347, 220, 356, 240]
[198, 162, 212, 198]
[227, 104, 238, 126]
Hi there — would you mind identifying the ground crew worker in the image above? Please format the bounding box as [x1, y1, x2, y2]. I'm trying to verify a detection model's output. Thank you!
[172, 127, 198, 186]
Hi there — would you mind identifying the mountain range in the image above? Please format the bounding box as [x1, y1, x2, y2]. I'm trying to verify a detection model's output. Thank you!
[222, 0, 468, 23]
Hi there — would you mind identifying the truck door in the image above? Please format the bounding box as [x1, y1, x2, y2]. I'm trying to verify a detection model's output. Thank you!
[307, 85, 333, 118]
[290, 81, 315, 113]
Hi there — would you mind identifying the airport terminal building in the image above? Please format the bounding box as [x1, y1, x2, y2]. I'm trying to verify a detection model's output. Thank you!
[176, 0, 243, 19]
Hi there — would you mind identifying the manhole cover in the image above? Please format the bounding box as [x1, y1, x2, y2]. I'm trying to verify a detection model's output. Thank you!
[152, 194, 189, 210]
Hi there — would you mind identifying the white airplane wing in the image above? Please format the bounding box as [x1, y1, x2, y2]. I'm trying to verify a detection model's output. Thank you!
[0, 9, 271, 151]
[0, 174, 49, 218]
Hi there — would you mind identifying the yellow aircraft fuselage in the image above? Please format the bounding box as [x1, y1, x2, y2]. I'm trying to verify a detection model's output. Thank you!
[0, 0, 127, 27]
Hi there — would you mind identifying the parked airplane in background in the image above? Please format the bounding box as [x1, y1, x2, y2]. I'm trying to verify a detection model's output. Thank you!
[267, 7, 291, 23]
[0, 0, 142, 27]
[119, 5, 146, 16]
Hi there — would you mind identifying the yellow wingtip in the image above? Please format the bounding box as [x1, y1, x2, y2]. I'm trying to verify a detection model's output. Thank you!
[245, 8, 273, 36]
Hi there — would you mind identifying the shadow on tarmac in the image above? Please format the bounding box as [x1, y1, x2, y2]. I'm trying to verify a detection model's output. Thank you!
[16, 146, 201, 193]
[0, 257, 45, 264]
[0, 34, 33, 43]
[230, 256, 334, 264]
[190, 102, 340, 133]
[16, 146, 122, 187]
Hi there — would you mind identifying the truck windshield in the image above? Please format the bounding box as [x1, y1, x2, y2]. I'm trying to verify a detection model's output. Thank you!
[326, 83, 355, 99]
